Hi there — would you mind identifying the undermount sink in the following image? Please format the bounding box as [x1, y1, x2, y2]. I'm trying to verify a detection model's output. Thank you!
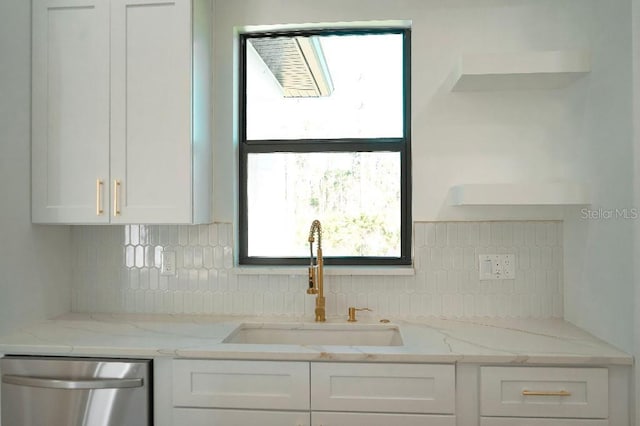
[223, 323, 404, 347]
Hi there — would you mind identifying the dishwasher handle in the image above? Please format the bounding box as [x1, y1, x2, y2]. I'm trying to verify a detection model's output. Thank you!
[2, 375, 143, 390]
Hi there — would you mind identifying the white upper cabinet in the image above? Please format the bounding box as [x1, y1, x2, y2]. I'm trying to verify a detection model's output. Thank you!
[32, 0, 213, 224]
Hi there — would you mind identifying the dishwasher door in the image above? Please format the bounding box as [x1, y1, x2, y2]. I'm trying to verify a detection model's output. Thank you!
[1, 356, 151, 426]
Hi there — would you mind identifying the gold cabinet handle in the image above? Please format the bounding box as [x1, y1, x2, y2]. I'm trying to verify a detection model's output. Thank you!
[113, 180, 121, 216]
[96, 179, 104, 215]
[522, 390, 571, 397]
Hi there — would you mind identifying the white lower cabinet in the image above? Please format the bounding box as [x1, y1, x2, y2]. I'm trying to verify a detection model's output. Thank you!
[480, 418, 608, 426]
[170, 360, 456, 426]
[480, 366, 610, 426]
[173, 408, 310, 426]
[312, 412, 456, 426]
[162, 360, 626, 426]
[311, 362, 455, 414]
[311, 362, 456, 426]
[172, 360, 309, 410]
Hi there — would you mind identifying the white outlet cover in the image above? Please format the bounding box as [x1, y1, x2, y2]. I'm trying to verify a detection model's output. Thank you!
[502, 254, 515, 278]
[479, 254, 515, 280]
[161, 250, 176, 276]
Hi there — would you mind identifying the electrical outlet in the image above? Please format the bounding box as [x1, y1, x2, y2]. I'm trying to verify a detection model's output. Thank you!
[501, 254, 515, 279]
[161, 250, 176, 276]
[479, 254, 515, 280]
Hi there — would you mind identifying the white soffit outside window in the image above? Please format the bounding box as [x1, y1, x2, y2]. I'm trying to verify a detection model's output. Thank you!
[249, 37, 333, 98]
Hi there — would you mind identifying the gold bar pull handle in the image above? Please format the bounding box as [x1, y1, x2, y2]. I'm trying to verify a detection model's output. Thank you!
[96, 179, 104, 215]
[522, 390, 572, 397]
[113, 180, 121, 216]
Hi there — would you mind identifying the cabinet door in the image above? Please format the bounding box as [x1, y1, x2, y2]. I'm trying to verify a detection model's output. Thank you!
[174, 408, 310, 426]
[173, 360, 310, 410]
[110, 0, 193, 224]
[312, 412, 456, 426]
[32, 0, 110, 223]
[480, 367, 608, 419]
[311, 362, 455, 414]
[480, 419, 608, 426]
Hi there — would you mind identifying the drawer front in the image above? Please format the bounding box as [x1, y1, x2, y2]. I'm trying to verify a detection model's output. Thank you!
[311, 362, 455, 414]
[481, 418, 608, 426]
[313, 412, 456, 426]
[173, 360, 309, 410]
[480, 367, 608, 419]
[174, 408, 310, 426]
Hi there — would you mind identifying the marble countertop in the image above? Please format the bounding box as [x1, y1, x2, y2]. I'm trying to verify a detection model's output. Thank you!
[0, 313, 632, 365]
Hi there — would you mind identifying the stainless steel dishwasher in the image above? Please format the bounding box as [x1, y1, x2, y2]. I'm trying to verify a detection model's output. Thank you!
[1, 356, 151, 426]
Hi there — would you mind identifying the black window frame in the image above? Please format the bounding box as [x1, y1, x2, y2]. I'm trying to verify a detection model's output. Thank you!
[239, 27, 412, 266]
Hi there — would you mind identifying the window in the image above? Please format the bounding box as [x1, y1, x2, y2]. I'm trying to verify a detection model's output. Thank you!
[239, 27, 411, 266]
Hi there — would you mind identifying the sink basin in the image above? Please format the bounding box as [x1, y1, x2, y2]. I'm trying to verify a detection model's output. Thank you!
[223, 323, 403, 347]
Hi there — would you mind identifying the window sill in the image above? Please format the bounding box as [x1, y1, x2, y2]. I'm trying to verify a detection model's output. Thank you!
[234, 265, 415, 276]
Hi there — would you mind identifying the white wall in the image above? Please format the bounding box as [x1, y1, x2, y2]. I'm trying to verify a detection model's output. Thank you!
[0, 0, 629, 373]
[0, 0, 71, 337]
[633, 0, 640, 423]
[214, 0, 607, 222]
[563, 1, 634, 354]
[212, 0, 635, 352]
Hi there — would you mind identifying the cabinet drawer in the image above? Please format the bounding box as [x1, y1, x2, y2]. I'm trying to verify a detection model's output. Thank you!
[480, 367, 608, 419]
[173, 360, 309, 410]
[311, 362, 455, 414]
[313, 412, 456, 426]
[481, 418, 608, 426]
[174, 408, 310, 425]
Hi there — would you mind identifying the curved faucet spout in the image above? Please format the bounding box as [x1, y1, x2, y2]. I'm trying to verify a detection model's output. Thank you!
[308, 219, 322, 250]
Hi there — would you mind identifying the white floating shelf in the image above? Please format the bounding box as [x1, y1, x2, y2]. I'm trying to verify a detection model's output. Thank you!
[449, 183, 590, 206]
[451, 50, 591, 91]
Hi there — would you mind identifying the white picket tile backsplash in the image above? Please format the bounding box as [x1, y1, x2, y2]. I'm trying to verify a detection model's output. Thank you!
[71, 221, 563, 318]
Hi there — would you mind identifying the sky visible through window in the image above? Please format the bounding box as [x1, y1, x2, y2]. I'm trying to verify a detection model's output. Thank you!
[246, 33, 403, 258]
[247, 33, 403, 140]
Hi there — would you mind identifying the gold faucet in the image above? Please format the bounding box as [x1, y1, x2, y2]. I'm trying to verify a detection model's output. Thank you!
[307, 219, 325, 322]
